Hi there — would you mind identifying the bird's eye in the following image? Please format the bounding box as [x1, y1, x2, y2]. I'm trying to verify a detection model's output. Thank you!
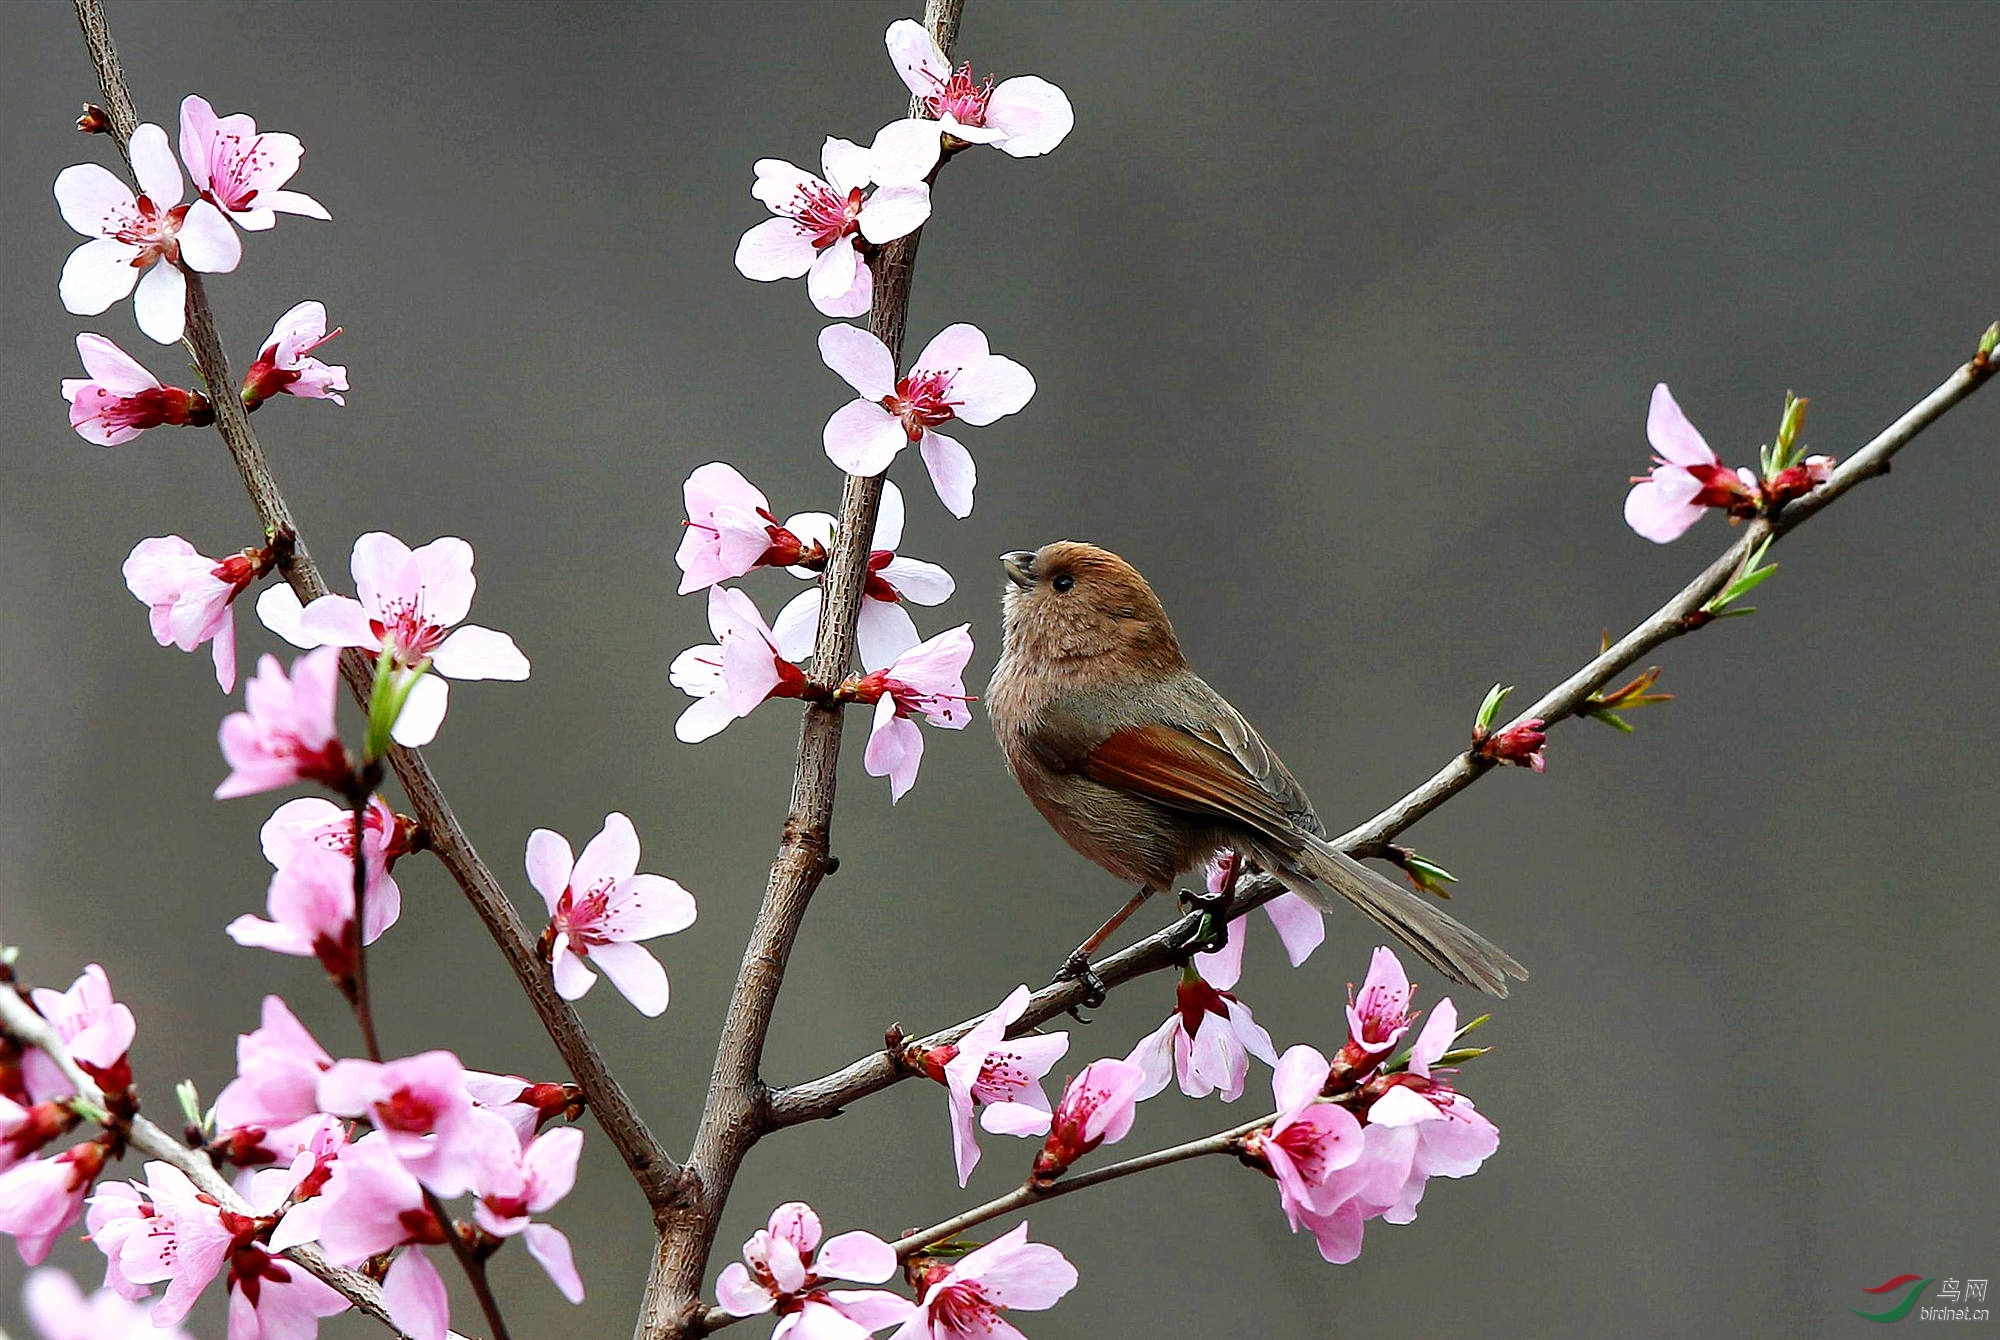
[1051, 573, 1075, 594]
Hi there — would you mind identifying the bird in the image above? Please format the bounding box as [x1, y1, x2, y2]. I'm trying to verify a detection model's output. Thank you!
[985, 541, 1526, 998]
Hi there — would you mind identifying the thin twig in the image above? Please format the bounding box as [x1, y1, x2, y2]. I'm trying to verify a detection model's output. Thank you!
[634, 4, 966, 1336]
[765, 345, 1998, 1128]
[66, 0, 684, 1214]
[697, 1113, 1276, 1334]
[0, 979, 411, 1337]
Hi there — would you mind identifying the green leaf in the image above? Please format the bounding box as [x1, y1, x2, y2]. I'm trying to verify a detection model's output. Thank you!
[1981, 322, 1999, 359]
[1588, 707, 1635, 733]
[1474, 683, 1512, 734]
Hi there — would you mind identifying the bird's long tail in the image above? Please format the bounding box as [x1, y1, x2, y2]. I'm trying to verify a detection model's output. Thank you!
[1262, 839, 1528, 997]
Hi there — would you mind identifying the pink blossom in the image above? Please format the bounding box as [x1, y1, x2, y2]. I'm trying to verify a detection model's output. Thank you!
[315, 1052, 502, 1196]
[54, 123, 241, 343]
[472, 1127, 586, 1303]
[894, 1222, 1077, 1340]
[851, 624, 976, 803]
[820, 323, 1035, 517]
[735, 138, 931, 317]
[227, 845, 400, 974]
[21, 964, 135, 1100]
[240, 301, 347, 409]
[676, 463, 808, 595]
[529, 813, 697, 1017]
[214, 648, 351, 799]
[1244, 1046, 1363, 1236]
[81, 1180, 152, 1299]
[462, 1070, 578, 1146]
[0, 1139, 108, 1264]
[772, 480, 956, 672]
[670, 585, 808, 743]
[108, 1162, 238, 1327]
[260, 793, 404, 915]
[63, 334, 211, 446]
[1624, 383, 1759, 543]
[123, 534, 266, 692]
[211, 996, 336, 1165]
[1127, 968, 1278, 1104]
[22, 1267, 194, 1340]
[258, 533, 529, 747]
[716, 1201, 910, 1339]
[1189, 852, 1325, 981]
[304, 1137, 454, 1340]
[223, 1244, 351, 1340]
[178, 94, 329, 232]
[924, 985, 1069, 1186]
[984, 1058, 1147, 1182]
[870, 20, 1074, 183]
[1341, 946, 1416, 1064]
[1357, 998, 1499, 1225]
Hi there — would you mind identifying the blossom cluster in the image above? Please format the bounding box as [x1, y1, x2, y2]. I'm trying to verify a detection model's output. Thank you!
[677, 19, 1064, 803]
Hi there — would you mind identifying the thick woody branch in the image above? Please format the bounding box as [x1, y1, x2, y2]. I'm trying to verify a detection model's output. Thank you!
[68, 0, 683, 1212]
[635, 4, 966, 1337]
[766, 345, 1997, 1129]
[0, 981, 411, 1338]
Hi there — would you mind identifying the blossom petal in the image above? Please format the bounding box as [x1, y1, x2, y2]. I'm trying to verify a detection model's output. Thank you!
[877, 556, 953, 606]
[431, 625, 530, 681]
[389, 674, 449, 747]
[818, 324, 897, 400]
[295, 593, 376, 649]
[863, 697, 924, 802]
[815, 1230, 898, 1285]
[524, 1223, 586, 1303]
[1646, 383, 1715, 466]
[572, 812, 642, 891]
[855, 600, 920, 674]
[58, 237, 142, 315]
[383, 1249, 450, 1340]
[808, 237, 863, 315]
[131, 260, 187, 343]
[735, 217, 817, 281]
[824, 400, 908, 477]
[603, 874, 697, 939]
[856, 183, 931, 245]
[408, 536, 478, 628]
[919, 430, 976, 517]
[885, 19, 951, 96]
[750, 158, 819, 211]
[1272, 1044, 1332, 1114]
[76, 333, 160, 394]
[772, 587, 824, 664]
[129, 123, 183, 206]
[590, 941, 669, 1016]
[947, 354, 1035, 426]
[54, 162, 136, 237]
[1263, 893, 1326, 967]
[716, 1262, 774, 1317]
[987, 76, 1075, 156]
[256, 584, 316, 648]
[675, 693, 739, 744]
[267, 188, 331, 219]
[868, 117, 943, 186]
[551, 934, 596, 1000]
[525, 828, 575, 912]
[177, 200, 242, 273]
[820, 137, 874, 196]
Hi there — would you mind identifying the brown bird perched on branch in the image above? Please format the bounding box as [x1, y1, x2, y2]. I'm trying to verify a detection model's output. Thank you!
[986, 541, 1526, 998]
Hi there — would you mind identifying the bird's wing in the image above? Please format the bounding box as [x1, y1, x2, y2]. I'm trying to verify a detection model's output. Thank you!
[1080, 722, 1314, 852]
[1167, 678, 1324, 838]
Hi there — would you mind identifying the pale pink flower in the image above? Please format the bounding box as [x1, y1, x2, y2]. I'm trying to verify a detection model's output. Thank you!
[1357, 998, 1499, 1225]
[1342, 945, 1417, 1063]
[223, 1244, 351, 1340]
[717, 1201, 910, 1339]
[123, 534, 265, 692]
[472, 1126, 586, 1303]
[54, 123, 241, 343]
[306, 1137, 454, 1340]
[462, 1070, 576, 1146]
[21, 964, 135, 1101]
[241, 301, 347, 409]
[870, 20, 1074, 183]
[928, 985, 1069, 1186]
[529, 813, 697, 1017]
[262, 1118, 352, 1254]
[0, 1139, 108, 1264]
[677, 462, 806, 595]
[1624, 383, 1760, 543]
[22, 1266, 194, 1340]
[111, 1162, 235, 1327]
[772, 480, 956, 672]
[893, 1222, 1077, 1340]
[820, 322, 1034, 517]
[1189, 852, 1325, 981]
[984, 1058, 1147, 1181]
[214, 648, 351, 799]
[1127, 968, 1278, 1104]
[670, 585, 808, 743]
[63, 334, 210, 446]
[258, 533, 528, 748]
[315, 1052, 498, 1196]
[260, 793, 403, 915]
[212, 996, 336, 1164]
[854, 624, 976, 803]
[178, 94, 329, 231]
[1244, 1046, 1363, 1236]
[226, 846, 399, 977]
[81, 1180, 152, 1299]
[735, 138, 931, 317]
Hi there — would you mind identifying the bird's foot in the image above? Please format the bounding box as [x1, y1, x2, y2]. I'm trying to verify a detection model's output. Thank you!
[1049, 950, 1108, 1019]
[1175, 884, 1234, 957]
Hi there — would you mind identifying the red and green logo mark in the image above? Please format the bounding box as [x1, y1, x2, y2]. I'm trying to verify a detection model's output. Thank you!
[1851, 1275, 1933, 1323]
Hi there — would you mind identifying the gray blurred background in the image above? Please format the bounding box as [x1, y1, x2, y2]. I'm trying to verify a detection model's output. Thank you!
[3, 1, 1998, 1336]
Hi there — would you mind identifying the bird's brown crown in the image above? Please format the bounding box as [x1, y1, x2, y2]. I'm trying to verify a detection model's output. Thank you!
[1000, 541, 1183, 670]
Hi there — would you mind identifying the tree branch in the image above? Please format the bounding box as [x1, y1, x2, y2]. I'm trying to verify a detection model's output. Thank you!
[67, 0, 683, 1214]
[0, 977, 412, 1338]
[765, 341, 1998, 1129]
[634, 4, 966, 1336]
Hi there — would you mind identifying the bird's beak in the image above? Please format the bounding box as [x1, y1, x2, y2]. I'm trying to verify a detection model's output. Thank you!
[1001, 551, 1036, 589]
